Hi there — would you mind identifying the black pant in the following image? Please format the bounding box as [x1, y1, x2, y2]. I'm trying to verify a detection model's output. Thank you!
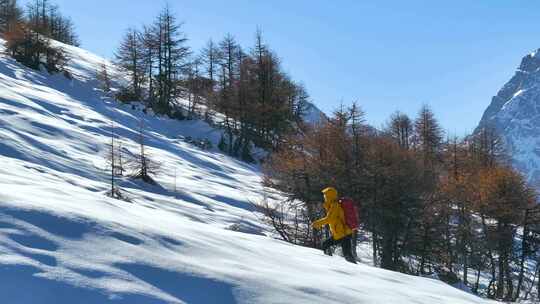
[322, 235, 355, 262]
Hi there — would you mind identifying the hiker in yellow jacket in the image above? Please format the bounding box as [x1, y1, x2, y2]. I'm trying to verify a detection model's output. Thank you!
[312, 187, 356, 263]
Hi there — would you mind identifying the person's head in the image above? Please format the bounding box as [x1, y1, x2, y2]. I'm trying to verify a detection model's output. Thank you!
[322, 187, 338, 204]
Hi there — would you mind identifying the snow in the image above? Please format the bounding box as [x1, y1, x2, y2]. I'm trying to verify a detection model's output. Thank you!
[0, 39, 493, 303]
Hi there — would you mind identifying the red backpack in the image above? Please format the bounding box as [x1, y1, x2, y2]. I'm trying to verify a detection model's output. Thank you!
[339, 197, 359, 230]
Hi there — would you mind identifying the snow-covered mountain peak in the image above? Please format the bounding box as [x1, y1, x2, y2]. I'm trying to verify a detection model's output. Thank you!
[478, 48, 540, 188]
[519, 49, 540, 73]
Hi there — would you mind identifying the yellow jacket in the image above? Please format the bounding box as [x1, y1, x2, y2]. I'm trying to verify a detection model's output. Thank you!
[312, 187, 352, 240]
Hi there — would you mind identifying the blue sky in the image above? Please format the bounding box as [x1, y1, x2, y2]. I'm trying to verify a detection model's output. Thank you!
[20, 0, 540, 135]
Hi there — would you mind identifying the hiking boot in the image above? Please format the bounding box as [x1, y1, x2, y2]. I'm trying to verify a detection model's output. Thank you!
[345, 255, 357, 264]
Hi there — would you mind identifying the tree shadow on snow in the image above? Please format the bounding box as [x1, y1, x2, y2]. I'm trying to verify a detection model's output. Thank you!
[0, 264, 176, 304]
[207, 194, 257, 212]
[0, 264, 111, 304]
[115, 263, 237, 304]
[120, 179, 216, 213]
[2, 208, 96, 239]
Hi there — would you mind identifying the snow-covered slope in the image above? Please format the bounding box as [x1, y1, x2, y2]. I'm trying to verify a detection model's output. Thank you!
[478, 49, 540, 188]
[0, 39, 491, 304]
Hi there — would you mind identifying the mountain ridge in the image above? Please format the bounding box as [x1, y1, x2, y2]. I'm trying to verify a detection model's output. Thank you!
[477, 48, 540, 188]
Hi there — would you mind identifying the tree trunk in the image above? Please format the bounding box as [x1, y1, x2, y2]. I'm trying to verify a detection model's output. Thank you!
[463, 254, 468, 286]
[351, 230, 358, 260]
[474, 266, 481, 294]
[381, 232, 395, 270]
[496, 222, 505, 299]
[481, 215, 497, 298]
[372, 229, 378, 267]
[515, 211, 529, 301]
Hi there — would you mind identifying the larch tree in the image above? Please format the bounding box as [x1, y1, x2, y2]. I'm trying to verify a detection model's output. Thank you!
[413, 104, 444, 168]
[105, 120, 124, 199]
[25, 0, 78, 45]
[216, 33, 241, 154]
[140, 24, 158, 103]
[477, 166, 535, 300]
[0, 0, 22, 32]
[115, 28, 144, 101]
[200, 38, 220, 90]
[199, 38, 221, 122]
[130, 118, 160, 184]
[154, 5, 190, 115]
[388, 111, 413, 150]
[97, 62, 111, 93]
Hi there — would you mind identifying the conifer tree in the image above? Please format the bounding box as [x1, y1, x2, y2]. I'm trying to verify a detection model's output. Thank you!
[25, 0, 79, 45]
[414, 104, 443, 167]
[200, 38, 220, 89]
[0, 0, 22, 32]
[105, 120, 123, 199]
[388, 111, 412, 150]
[153, 5, 190, 115]
[115, 28, 144, 100]
[130, 119, 160, 184]
[97, 62, 111, 93]
[140, 24, 158, 103]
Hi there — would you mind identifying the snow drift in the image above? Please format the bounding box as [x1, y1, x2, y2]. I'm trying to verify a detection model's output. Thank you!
[0, 39, 492, 303]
